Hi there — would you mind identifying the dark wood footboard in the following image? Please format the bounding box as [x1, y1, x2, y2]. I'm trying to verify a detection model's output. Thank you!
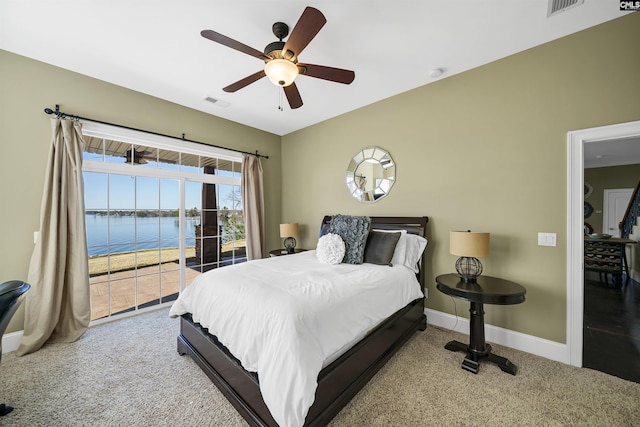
[178, 297, 426, 427]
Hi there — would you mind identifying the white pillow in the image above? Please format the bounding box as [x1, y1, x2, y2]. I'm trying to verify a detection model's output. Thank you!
[403, 233, 428, 273]
[316, 233, 346, 264]
[374, 229, 428, 273]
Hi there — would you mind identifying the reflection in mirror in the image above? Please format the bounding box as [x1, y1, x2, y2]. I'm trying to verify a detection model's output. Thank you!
[346, 146, 395, 203]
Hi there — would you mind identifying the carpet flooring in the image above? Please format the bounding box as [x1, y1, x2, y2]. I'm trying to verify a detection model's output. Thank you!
[1, 307, 639, 426]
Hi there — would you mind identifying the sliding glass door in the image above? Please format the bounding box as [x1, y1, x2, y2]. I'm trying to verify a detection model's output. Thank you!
[85, 173, 189, 319]
[81, 123, 244, 322]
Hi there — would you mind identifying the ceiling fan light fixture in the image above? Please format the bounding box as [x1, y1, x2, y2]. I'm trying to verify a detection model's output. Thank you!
[264, 59, 298, 87]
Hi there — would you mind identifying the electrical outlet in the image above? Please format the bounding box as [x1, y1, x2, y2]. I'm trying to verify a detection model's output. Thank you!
[538, 232, 557, 247]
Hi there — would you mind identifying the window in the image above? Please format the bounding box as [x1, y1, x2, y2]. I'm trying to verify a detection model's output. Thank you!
[81, 122, 244, 322]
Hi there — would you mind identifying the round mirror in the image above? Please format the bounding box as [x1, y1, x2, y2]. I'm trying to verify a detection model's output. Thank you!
[346, 146, 395, 203]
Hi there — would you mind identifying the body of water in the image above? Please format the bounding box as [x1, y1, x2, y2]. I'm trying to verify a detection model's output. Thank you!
[85, 215, 200, 256]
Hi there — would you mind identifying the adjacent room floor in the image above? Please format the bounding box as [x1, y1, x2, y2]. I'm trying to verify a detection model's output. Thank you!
[583, 276, 640, 383]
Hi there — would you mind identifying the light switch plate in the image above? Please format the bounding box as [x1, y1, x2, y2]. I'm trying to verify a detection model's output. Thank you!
[538, 232, 557, 247]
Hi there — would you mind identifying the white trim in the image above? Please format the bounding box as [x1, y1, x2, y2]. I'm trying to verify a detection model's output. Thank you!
[426, 308, 570, 364]
[88, 302, 173, 327]
[567, 120, 640, 367]
[82, 160, 240, 186]
[80, 121, 242, 162]
[567, 129, 584, 367]
[1, 330, 24, 354]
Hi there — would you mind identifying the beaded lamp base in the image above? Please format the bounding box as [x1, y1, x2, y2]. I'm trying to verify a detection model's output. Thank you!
[455, 256, 483, 283]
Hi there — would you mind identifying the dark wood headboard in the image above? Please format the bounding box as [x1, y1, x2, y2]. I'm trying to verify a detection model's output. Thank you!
[321, 215, 429, 236]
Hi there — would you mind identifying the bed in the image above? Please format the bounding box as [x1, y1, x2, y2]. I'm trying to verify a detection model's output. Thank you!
[171, 215, 429, 427]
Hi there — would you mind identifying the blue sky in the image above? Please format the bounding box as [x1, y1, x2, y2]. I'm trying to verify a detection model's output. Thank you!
[83, 172, 240, 211]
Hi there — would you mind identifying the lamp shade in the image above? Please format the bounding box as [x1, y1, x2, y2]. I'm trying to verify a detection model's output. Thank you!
[450, 231, 490, 258]
[265, 59, 299, 87]
[280, 223, 299, 238]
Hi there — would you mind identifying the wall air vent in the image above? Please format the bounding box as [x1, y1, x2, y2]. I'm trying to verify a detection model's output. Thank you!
[547, 0, 584, 17]
[204, 97, 231, 108]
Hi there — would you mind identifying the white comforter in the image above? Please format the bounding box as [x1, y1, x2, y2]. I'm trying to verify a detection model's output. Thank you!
[169, 250, 424, 427]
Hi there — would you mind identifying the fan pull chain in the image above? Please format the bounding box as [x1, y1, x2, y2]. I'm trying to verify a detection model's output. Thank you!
[278, 88, 284, 111]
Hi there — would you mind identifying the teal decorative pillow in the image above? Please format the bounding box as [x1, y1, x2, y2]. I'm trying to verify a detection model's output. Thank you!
[327, 215, 371, 264]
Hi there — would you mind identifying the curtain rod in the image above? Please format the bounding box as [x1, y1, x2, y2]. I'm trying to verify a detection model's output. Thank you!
[43, 105, 269, 160]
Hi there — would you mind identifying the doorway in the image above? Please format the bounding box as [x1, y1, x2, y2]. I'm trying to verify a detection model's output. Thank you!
[603, 188, 633, 238]
[567, 120, 640, 380]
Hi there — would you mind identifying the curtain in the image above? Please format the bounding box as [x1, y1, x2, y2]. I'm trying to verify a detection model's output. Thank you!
[241, 154, 265, 260]
[17, 119, 90, 356]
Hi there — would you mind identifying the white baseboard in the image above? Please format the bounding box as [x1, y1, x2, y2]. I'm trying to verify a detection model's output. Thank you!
[2, 330, 24, 354]
[425, 308, 571, 364]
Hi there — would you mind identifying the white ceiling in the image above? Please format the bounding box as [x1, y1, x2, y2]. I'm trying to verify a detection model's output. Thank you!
[0, 1, 629, 136]
[584, 136, 640, 169]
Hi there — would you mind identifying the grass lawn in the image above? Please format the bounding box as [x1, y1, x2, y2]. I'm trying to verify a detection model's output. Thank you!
[88, 239, 246, 276]
[88, 247, 193, 276]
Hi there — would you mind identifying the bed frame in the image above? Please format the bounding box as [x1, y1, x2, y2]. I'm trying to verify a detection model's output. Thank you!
[177, 216, 429, 426]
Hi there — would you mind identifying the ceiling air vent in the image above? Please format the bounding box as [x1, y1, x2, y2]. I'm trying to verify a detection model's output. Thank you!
[547, 0, 584, 17]
[204, 97, 231, 108]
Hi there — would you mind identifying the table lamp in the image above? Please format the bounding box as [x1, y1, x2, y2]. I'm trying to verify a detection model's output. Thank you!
[450, 230, 490, 283]
[280, 223, 300, 254]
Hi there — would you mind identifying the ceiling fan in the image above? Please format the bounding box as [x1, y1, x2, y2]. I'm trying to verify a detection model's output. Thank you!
[124, 148, 152, 165]
[123, 148, 179, 165]
[201, 6, 355, 109]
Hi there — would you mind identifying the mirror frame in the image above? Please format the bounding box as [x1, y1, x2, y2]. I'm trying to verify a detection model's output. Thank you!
[346, 146, 396, 203]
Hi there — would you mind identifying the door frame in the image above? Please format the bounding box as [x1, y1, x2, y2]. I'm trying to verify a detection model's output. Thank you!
[567, 120, 640, 367]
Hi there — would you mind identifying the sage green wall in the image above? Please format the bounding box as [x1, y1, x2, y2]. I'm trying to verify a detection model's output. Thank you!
[3, 14, 640, 345]
[584, 164, 640, 234]
[281, 14, 640, 343]
[0, 50, 282, 333]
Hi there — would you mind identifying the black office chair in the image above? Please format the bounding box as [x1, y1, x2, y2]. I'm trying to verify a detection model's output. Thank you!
[0, 280, 30, 416]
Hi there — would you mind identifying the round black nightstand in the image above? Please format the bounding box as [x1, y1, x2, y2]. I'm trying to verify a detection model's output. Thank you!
[436, 273, 526, 375]
[269, 248, 306, 257]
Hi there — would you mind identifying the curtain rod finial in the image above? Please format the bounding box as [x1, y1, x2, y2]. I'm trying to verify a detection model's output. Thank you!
[44, 105, 62, 117]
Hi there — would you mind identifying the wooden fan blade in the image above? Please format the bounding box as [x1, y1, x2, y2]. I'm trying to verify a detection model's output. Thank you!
[284, 83, 303, 109]
[223, 70, 266, 93]
[282, 7, 326, 61]
[298, 63, 355, 84]
[201, 30, 269, 61]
